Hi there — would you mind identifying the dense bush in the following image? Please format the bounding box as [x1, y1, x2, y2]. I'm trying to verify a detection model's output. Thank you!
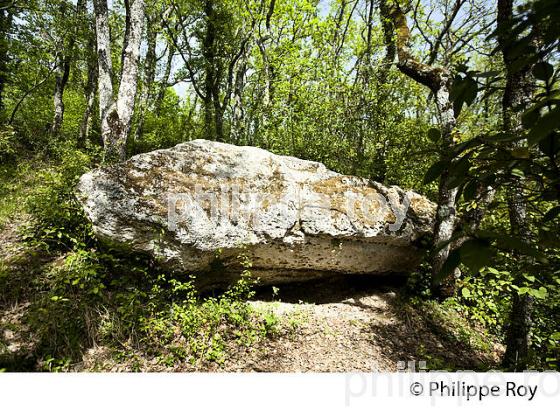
[23, 145, 98, 252]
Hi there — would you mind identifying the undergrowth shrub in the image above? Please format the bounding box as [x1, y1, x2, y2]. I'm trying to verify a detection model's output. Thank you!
[126, 255, 279, 366]
[25, 247, 279, 370]
[407, 260, 560, 370]
[0, 125, 18, 163]
[29, 249, 109, 366]
[23, 145, 98, 252]
[454, 263, 559, 369]
[452, 267, 514, 331]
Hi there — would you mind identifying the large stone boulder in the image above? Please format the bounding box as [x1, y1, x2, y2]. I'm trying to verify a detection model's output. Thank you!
[76, 140, 436, 288]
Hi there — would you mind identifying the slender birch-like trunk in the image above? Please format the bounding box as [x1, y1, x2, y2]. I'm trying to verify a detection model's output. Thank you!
[231, 58, 247, 144]
[93, 0, 115, 154]
[93, 0, 144, 161]
[50, 54, 70, 135]
[155, 41, 174, 114]
[430, 82, 459, 285]
[116, 0, 144, 145]
[257, 0, 276, 131]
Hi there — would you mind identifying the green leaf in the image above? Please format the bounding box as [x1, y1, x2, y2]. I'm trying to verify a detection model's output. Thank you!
[511, 168, 525, 178]
[527, 106, 560, 145]
[428, 128, 441, 142]
[463, 77, 478, 106]
[452, 156, 471, 176]
[459, 239, 494, 273]
[523, 274, 536, 282]
[463, 180, 479, 201]
[529, 287, 548, 299]
[423, 160, 447, 185]
[461, 288, 471, 298]
[532, 62, 554, 82]
[450, 75, 478, 116]
[544, 206, 560, 222]
[433, 248, 461, 284]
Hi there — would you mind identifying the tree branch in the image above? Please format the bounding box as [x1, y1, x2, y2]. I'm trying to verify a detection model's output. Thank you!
[379, 0, 448, 92]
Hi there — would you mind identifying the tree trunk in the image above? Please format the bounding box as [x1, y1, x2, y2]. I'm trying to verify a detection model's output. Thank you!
[505, 292, 533, 370]
[379, 0, 459, 297]
[430, 83, 459, 298]
[50, 0, 86, 136]
[50, 54, 70, 135]
[94, 0, 144, 161]
[231, 58, 247, 144]
[93, 0, 116, 155]
[497, 0, 535, 371]
[257, 0, 276, 130]
[78, 46, 97, 148]
[201, 0, 217, 140]
[257, 41, 274, 109]
[133, 14, 158, 143]
[155, 41, 174, 113]
[0, 7, 13, 119]
[214, 99, 225, 142]
[212, 60, 224, 142]
[115, 0, 144, 151]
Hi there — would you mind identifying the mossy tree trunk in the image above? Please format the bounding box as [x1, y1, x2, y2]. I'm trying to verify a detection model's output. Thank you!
[379, 0, 459, 298]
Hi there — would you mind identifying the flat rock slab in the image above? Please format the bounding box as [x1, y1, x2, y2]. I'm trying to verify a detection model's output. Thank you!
[76, 140, 436, 288]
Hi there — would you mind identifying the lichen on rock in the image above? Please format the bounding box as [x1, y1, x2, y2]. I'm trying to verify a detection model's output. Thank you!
[76, 139, 436, 288]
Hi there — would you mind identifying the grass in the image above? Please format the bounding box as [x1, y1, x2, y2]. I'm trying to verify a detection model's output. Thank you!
[0, 162, 38, 229]
[1, 248, 286, 371]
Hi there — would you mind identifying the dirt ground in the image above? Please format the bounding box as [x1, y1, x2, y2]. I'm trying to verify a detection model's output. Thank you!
[1, 221, 502, 372]
[208, 277, 502, 372]
[77, 276, 502, 372]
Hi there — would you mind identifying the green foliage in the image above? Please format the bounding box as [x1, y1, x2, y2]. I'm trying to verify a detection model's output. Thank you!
[23, 145, 98, 251]
[0, 125, 18, 162]
[138, 273, 274, 365]
[1, 0, 558, 371]
[28, 248, 108, 360]
[450, 70, 478, 116]
[454, 263, 560, 369]
[4, 242, 281, 369]
[454, 267, 514, 330]
[133, 90, 193, 154]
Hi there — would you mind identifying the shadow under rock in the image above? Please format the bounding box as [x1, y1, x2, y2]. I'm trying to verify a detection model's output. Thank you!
[253, 273, 408, 304]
